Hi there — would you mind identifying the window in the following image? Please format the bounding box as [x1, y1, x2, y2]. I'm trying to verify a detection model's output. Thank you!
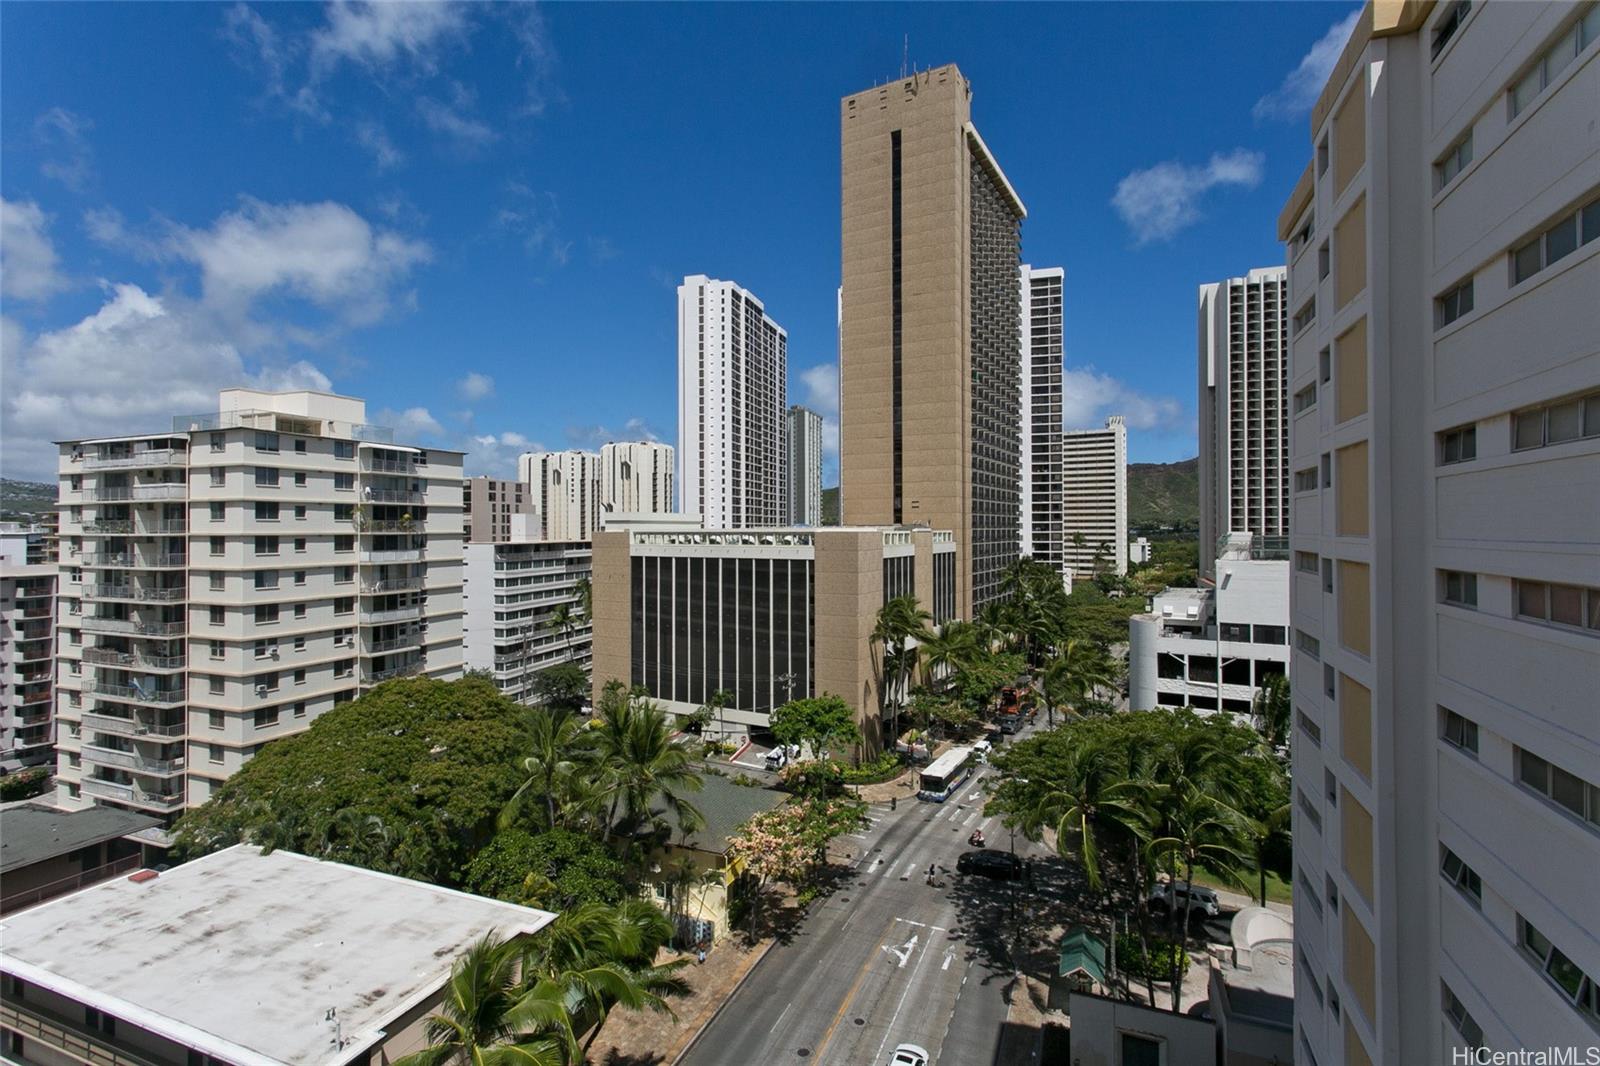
[253, 638, 277, 660]
[1442, 708, 1479, 754]
[1324, 663, 1336, 699]
[1294, 384, 1318, 414]
[1518, 914, 1600, 1021]
[1295, 468, 1319, 493]
[294, 603, 307, 619]
[335, 659, 354, 679]
[294, 635, 306, 651]
[1298, 710, 1322, 745]
[254, 501, 279, 521]
[254, 706, 279, 729]
[1440, 845, 1483, 905]
[1435, 129, 1473, 191]
[1299, 952, 1325, 1007]
[1296, 629, 1321, 659]
[255, 466, 280, 488]
[334, 440, 355, 459]
[294, 701, 307, 718]
[1321, 452, 1332, 488]
[211, 466, 225, 487]
[209, 676, 224, 695]
[1119, 1032, 1162, 1066]
[294, 668, 306, 685]
[294, 537, 306, 553]
[334, 504, 354, 522]
[1435, 277, 1474, 329]
[1509, 9, 1600, 119]
[1441, 571, 1477, 608]
[209, 709, 224, 730]
[1511, 390, 1600, 451]
[1319, 346, 1332, 384]
[1441, 981, 1484, 1049]
[210, 639, 225, 660]
[334, 472, 355, 491]
[209, 535, 225, 557]
[1325, 768, 1339, 806]
[210, 502, 226, 522]
[1517, 748, 1600, 828]
[1253, 625, 1287, 645]
[1220, 622, 1250, 642]
[1318, 240, 1331, 280]
[1296, 551, 1320, 574]
[294, 570, 306, 586]
[294, 471, 307, 487]
[209, 605, 225, 626]
[255, 431, 279, 453]
[1433, 0, 1472, 57]
[209, 744, 224, 764]
[210, 431, 225, 452]
[335, 565, 354, 584]
[335, 535, 354, 553]
[1438, 424, 1476, 465]
[1323, 558, 1334, 594]
[1515, 579, 1600, 631]
[294, 438, 306, 453]
[254, 570, 279, 590]
[1326, 876, 1339, 914]
[294, 505, 307, 520]
[254, 604, 280, 625]
[1293, 297, 1316, 334]
[335, 597, 354, 616]
[210, 571, 225, 591]
[1297, 787, 1322, 833]
[1511, 194, 1600, 284]
[1317, 134, 1329, 176]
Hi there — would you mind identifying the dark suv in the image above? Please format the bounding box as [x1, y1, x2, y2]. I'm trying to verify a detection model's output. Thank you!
[957, 849, 1024, 880]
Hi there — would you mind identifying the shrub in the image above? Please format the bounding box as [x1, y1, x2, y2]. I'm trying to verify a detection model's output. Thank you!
[1114, 932, 1188, 981]
[842, 751, 903, 784]
[0, 768, 50, 803]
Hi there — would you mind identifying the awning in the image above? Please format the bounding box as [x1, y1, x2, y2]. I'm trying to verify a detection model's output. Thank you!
[1057, 927, 1107, 986]
[357, 442, 421, 453]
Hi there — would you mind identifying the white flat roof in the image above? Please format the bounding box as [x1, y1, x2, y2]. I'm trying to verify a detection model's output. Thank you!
[0, 845, 555, 1066]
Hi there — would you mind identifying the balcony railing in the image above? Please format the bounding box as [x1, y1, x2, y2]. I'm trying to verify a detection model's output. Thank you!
[0, 854, 144, 915]
[363, 488, 423, 504]
[81, 617, 185, 637]
[84, 519, 135, 534]
[363, 520, 417, 533]
[175, 408, 394, 443]
[362, 457, 415, 473]
[13, 628, 52, 643]
[82, 712, 185, 738]
[362, 605, 422, 624]
[85, 681, 186, 705]
[80, 448, 185, 470]
[84, 584, 183, 602]
[82, 745, 186, 776]
[80, 778, 183, 811]
[131, 484, 187, 501]
[20, 605, 52, 618]
[362, 576, 423, 594]
[17, 689, 52, 706]
[84, 647, 187, 671]
[364, 660, 426, 683]
[82, 553, 133, 567]
[366, 632, 423, 654]
[360, 548, 424, 563]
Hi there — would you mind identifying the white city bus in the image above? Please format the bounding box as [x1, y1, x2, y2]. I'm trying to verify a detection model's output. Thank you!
[918, 745, 976, 802]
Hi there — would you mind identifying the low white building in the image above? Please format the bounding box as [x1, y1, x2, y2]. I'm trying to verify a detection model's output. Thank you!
[1128, 533, 1289, 718]
[1128, 536, 1152, 565]
[0, 845, 554, 1066]
[462, 516, 592, 705]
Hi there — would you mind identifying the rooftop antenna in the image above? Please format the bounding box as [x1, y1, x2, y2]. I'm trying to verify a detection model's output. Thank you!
[901, 35, 908, 80]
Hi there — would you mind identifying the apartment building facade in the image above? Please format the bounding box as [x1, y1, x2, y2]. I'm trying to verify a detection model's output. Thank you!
[51, 389, 465, 827]
[786, 405, 824, 526]
[1281, 4, 1600, 1064]
[600, 440, 675, 517]
[463, 476, 532, 543]
[1061, 417, 1128, 577]
[0, 535, 55, 772]
[1199, 267, 1291, 577]
[677, 275, 789, 529]
[462, 537, 592, 705]
[590, 519, 956, 751]
[839, 64, 1025, 618]
[519, 450, 602, 541]
[1020, 266, 1066, 578]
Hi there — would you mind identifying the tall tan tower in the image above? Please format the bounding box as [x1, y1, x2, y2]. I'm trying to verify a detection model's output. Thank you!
[839, 64, 1025, 619]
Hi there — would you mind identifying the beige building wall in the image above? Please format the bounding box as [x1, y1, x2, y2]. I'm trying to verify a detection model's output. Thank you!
[463, 476, 532, 543]
[588, 530, 632, 705]
[813, 530, 885, 752]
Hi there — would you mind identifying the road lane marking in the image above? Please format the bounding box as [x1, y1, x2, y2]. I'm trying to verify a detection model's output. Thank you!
[871, 916, 941, 1064]
[770, 1001, 792, 1033]
[881, 933, 918, 968]
[894, 918, 948, 932]
[942, 951, 953, 971]
[811, 918, 897, 1064]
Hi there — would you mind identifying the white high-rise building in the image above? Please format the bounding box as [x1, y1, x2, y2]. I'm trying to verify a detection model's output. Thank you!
[519, 450, 601, 541]
[786, 405, 823, 526]
[1061, 416, 1127, 577]
[1020, 265, 1065, 577]
[52, 388, 465, 828]
[676, 275, 788, 528]
[1, 527, 55, 772]
[1281, 4, 1600, 1064]
[462, 532, 592, 705]
[1198, 266, 1289, 573]
[600, 441, 674, 517]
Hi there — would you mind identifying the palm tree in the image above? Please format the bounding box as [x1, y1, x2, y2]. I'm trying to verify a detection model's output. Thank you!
[1251, 673, 1291, 748]
[1023, 738, 1149, 894]
[973, 600, 1011, 654]
[573, 576, 592, 626]
[919, 621, 978, 690]
[1243, 801, 1291, 906]
[591, 696, 703, 845]
[546, 603, 577, 657]
[1042, 638, 1117, 727]
[871, 595, 931, 745]
[503, 705, 595, 832]
[394, 934, 569, 1066]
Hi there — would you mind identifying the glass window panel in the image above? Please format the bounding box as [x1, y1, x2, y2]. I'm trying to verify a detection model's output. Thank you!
[1546, 214, 1579, 264]
[1545, 27, 1579, 83]
[1551, 764, 1587, 816]
[1547, 947, 1585, 999]
[1547, 400, 1582, 443]
[1518, 581, 1548, 618]
[1520, 750, 1550, 791]
[1523, 919, 1552, 958]
[1589, 590, 1600, 631]
[1460, 426, 1476, 459]
[1583, 200, 1600, 245]
[1514, 411, 1545, 449]
[1513, 239, 1542, 282]
[1550, 584, 1583, 625]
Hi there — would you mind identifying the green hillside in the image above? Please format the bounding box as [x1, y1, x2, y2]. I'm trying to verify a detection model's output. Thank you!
[1, 479, 56, 522]
[821, 486, 840, 525]
[1127, 457, 1199, 531]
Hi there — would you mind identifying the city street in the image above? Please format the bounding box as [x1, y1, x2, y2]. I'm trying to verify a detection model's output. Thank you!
[681, 735, 1055, 1066]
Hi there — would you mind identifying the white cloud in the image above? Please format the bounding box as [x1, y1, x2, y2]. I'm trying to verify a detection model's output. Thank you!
[1111, 149, 1265, 245]
[456, 372, 494, 401]
[35, 107, 95, 191]
[1254, 10, 1363, 122]
[796, 362, 841, 468]
[0, 284, 335, 481]
[417, 96, 496, 149]
[497, 182, 569, 268]
[173, 197, 430, 323]
[354, 121, 404, 169]
[623, 417, 661, 443]
[1, 198, 68, 301]
[564, 418, 662, 450]
[1060, 367, 1188, 435]
[376, 406, 445, 440]
[310, 1, 467, 75]
[464, 430, 539, 478]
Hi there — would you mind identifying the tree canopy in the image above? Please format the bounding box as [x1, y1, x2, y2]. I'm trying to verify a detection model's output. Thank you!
[171, 677, 532, 884]
[770, 694, 862, 757]
[461, 828, 630, 911]
[533, 663, 591, 712]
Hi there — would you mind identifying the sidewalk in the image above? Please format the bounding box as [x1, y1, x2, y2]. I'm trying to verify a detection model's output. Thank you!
[583, 936, 772, 1065]
[849, 765, 921, 804]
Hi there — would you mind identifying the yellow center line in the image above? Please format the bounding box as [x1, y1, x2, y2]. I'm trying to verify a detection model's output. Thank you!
[811, 916, 897, 1063]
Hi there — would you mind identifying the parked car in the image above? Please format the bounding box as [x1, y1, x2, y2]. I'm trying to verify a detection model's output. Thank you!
[763, 748, 788, 770]
[888, 1044, 930, 1066]
[957, 849, 1024, 880]
[997, 713, 1022, 735]
[971, 739, 994, 761]
[1147, 882, 1221, 918]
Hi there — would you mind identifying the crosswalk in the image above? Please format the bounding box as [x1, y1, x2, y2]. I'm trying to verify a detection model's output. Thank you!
[843, 793, 1005, 883]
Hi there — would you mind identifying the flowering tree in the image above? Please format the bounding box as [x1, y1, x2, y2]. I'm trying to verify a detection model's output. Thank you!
[724, 796, 866, 939]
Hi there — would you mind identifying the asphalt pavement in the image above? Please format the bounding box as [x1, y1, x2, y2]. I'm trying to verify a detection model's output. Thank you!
[680, 726, 1053, 1066]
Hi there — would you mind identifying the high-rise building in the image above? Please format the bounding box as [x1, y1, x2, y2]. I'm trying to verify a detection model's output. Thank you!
[1061, 417, 1128, 577]
[462, 476, 532, 543]
[676, 275, 788, 528]
[839, 63, 1025, 618]
[462, 535, 591, 705]
[51, 388, 466, 828]
[519, 450, 601, 541]
[786, 405, 824, 526]
[600, 441, 675, 517]
[1198, 267, 1289, 574]
[1, 527, 55, 772]
[1020, 265, 1065, 578]
[1280, 4, 1600, 1064]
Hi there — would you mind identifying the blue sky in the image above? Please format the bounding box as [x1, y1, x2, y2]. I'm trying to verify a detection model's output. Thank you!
[1, 1, 1359, 484]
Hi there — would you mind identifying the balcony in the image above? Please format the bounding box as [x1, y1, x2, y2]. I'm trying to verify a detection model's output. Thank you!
[363, 488, 423, 504]
[364, 659, 426, 683]
[82, 712, 185, 738]
[82, 745, 185, 776]
[83, 647, 186, 671]
[130, 484, 187, 501]
[80, 617, 185, 637]
[84, 584, 183, 602]
[13, 628, 52, 643]
[366, 631, 422, 654]
[20, 605, 53, 618]
[84, 519, 134, 534]
[363, 520, 417, 533]
[360, 548, 424, 564]
[362, 605, 422, 625]
[362, 457, 415, 474]
[80, 448, 185, 470]
[362, 576, 423, 594]
[17, 688, 53, 706]
[85, 680, 186, 705]
[80, 778, 184, 811]
[82, 552, 134, 568]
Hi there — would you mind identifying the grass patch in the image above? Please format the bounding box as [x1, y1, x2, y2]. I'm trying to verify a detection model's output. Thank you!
[1187, 864, 1293, 905]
